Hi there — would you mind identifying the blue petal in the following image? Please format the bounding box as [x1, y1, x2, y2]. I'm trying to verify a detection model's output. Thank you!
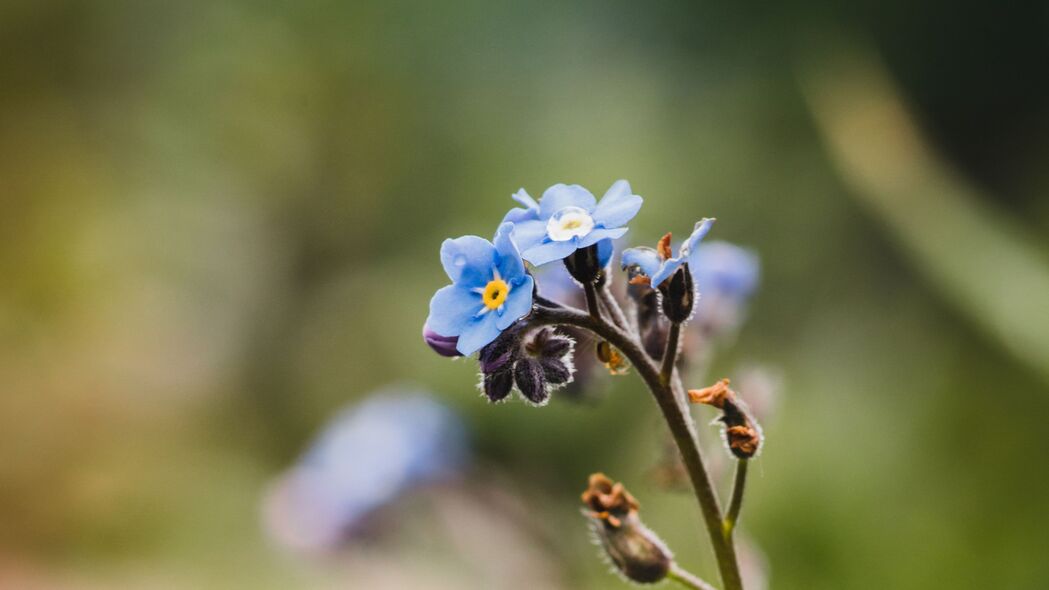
[577, 226, 628, 248]
[497, 275, 534, 330]
[591, 180, 643, 228]
[596, 238, 615, 268]
[506, 218, 548, 253]
[521, 238, 578, 266]
[427, 285, 481, 337]
[539, 184, 597, 218]
[440, 236, 496, 288]
[503, 207, 537, 224]
[681, 218, 715, 257]
[493, 222, 526, 281]
[512, 188, 539, 211]
[621, 247, 662, 277]
[651, 257, 687, 287]
[456, 312, 503, 355]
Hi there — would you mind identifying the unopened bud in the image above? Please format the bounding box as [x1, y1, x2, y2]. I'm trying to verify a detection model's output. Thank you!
[660, 263, 695, 324]
[423, 325, 462, 358]
[581, 473, 673, 584]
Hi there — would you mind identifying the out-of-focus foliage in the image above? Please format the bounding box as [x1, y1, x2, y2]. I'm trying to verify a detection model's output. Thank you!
[2, 1, 1048, 588]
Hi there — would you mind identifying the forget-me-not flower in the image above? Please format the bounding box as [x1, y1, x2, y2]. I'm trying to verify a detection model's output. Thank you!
[502, 180, 643, 267]
[620, 218, 715, 287]
[426, 222, 535, 355]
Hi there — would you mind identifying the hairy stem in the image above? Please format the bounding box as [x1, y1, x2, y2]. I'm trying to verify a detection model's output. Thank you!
[668, 564, 719, 590]
[583, 282, 601, 319]
[723, 459, 749, 540]
[660, 321, 681, 386]
[530, 304, 744, 590]
[598, 279, 630, 330]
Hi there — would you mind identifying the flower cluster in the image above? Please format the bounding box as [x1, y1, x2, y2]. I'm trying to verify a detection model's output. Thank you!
[420, 180, 769, 588]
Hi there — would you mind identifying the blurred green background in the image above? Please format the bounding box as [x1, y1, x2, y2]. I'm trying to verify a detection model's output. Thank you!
[2, 1, 1048, 588]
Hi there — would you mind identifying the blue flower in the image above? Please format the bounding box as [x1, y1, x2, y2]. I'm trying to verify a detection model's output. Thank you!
[502, 180, 643, 267]
[262, 389, 468, 552]
[690, 241, 760, 301]
[620, 218, 715, 287]
[426, 222, 535, 355]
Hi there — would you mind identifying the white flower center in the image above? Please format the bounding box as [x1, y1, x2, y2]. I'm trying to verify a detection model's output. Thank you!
[546, 206, 594, 242]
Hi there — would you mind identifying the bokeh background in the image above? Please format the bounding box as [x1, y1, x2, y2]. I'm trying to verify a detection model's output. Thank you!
[3, 1, 1049, 588]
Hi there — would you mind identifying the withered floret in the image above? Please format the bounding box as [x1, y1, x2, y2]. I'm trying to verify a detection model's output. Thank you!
[688, 378, 763, 459]
[581, 473, 672, 584]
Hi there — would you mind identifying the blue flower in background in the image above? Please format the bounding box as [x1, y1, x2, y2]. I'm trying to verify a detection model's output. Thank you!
[262, 389, 469, 553]
[503, 180, 643, 267]
[426, 222, 534, 355]
[690, 240, 760, 301]
[621, 218, 715, 287]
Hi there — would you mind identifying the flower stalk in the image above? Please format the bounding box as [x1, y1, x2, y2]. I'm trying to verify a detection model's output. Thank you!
[531, 303, 744, 590]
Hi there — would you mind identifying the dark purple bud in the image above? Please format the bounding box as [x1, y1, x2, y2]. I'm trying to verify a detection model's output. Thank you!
[540, 358, 572, 385]
[514, 358, 548, 404]
[479, 330, 519, 374]
[483, 371, 514, 403]
[423, 325, 462, 358]
[540, 333, 573, 358]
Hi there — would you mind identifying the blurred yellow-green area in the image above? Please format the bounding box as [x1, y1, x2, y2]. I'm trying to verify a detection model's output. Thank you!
[3, 1, 1049, 588]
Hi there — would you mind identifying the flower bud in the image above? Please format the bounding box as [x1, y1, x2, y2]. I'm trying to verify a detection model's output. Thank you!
[689, 378, 763, 459]
[660, 263, 695, 324]
[581, 473, 673, 584]
[483, 370, 514, 403]
[514, 357, 548, 405]
[423, 325, 462, 358]
[564, 244, 603, 285]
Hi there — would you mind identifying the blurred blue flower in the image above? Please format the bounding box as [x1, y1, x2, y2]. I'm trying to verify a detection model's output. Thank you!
[426, 222, 535, 355]
[690, 240, 760, 302]
[262, 389, 469, 553]
[621, 218, 715, 287]
[503, 180, 642, 267]
[689, 240, 761, 337]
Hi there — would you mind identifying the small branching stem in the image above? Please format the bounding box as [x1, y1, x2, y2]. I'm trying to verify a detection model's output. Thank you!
[668, 564, 720, 590]
[530, 304, 744, 590]
[723, 459, 749, 540]
[660, 321, 681, 386]
[598, 280, 630, 330]
[583, 282, 601, 319]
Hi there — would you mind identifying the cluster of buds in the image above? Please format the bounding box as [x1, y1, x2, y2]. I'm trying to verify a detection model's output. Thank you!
[689, 378, 763, 459]
[581, 473, 673, 584]
[478, 324, 574, 405]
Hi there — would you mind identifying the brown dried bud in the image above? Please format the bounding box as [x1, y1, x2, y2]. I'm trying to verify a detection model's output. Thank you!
[689, 378, 763, 459]
[688, 378, 732, 408]
[582, 473, 673, 584]
[657, 232, 673, 260]
[595, 341, 629, 375]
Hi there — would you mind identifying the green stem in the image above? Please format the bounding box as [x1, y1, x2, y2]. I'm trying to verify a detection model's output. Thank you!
[723, 459, 749, 540]
[530, 305, 744, 590]
[668, 564, 719, 590]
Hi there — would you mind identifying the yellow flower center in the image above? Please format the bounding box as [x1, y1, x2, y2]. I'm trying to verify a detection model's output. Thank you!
[482, 278, 510, 310]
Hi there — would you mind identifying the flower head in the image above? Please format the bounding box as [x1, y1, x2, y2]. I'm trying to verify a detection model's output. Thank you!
[620, 218, 715, 288]
[426, 223, 535, 355]
[503, 181, 643, 267]
[477, 324, 575, 405]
